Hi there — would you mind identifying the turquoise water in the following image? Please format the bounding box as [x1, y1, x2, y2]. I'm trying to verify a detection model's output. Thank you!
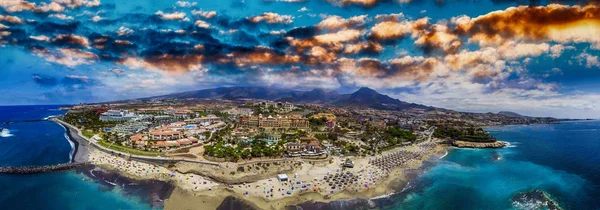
[380, 121, 600, 210]
[0, 106, 153, 210]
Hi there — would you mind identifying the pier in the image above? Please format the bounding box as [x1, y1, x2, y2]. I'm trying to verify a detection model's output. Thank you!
[0, 162, 89, 174]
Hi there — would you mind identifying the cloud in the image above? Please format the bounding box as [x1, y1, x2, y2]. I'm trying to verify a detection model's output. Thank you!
[53, 0, 100, 8]
[91, 15, 102, 22]
[175, 1, 197, 7]
[30, 35, 51, 42]
[317, 15, 367, 31]
[0, 0, 64, 13]
[0, 15, 24, 24]
[454, 4, 600, 49]
[155, 10, 186, 20]
[259, 68, 342, 89]
[575, 52, 600, 68]
[119, 54, 204, 73]
[65, 75, 90, 83]
[52, 34, 90, 48]
[192, 10, 217, 19]
[414, 23, 461, 54]
[327, 0, 379, 7]
[248, 12, 293, 24]
[369, 18, 428, 42]
[32, 74, 58, 87]
[36, 2, 65, 12]
[194, 20, 210, 28]
[49, 14, 74, 20]
[116, 26, 134, 36]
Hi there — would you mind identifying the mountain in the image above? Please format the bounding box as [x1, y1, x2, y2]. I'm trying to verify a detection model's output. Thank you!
[334, 87, 433, 111]
[498, 111, 529, 118]
[295, 88, 340, 103]
[142, 86, 435, 111]
[145, 87, 301, 101]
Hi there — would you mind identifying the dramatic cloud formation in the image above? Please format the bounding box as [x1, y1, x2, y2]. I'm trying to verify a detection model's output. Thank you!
[454, 4, 600, 48]
[1, 0, 600, 117]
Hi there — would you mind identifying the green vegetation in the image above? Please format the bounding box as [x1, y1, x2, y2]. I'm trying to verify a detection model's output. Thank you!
[384, 127, 416, 144]
[82, 130, 95, 138]
[204, 139, 284, 161]
[98, 140, 160, 156]
[63, 110, 120, 132]
[309, 117, 327, 127]
[434, 126, 495, 142]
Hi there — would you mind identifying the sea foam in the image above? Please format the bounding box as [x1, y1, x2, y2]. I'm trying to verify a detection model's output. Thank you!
[0, 129, 13, 137]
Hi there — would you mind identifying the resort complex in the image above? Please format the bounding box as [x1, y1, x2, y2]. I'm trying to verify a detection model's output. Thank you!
[44, 88, 569, 209]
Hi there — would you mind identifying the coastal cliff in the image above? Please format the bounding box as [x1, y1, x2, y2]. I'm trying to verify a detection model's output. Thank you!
[451, 140, 507, 148]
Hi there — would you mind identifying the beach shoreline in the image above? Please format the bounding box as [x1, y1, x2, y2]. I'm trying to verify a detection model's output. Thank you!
[52, 117, 449, 210]
[51, 118, 93, 163]
[78, 140, 447, 210]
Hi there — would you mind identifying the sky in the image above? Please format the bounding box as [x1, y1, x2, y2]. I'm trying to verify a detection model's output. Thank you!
[0, 0, 599, 118]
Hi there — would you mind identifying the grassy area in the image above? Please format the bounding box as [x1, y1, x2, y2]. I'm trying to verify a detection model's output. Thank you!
[82, 130, 95, 138]
[98, 140, 160, 157]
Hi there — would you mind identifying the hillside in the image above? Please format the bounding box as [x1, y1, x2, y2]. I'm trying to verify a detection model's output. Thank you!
[142, 86, 435, 111]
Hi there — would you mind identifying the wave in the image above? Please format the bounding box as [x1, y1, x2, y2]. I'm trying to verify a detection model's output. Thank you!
[371, 192, 395, 200]
[57, 122, 75, 163]
[43, 115, 61, 120]
[104, 180, 118, 186]
[439, 150, 449, 159]
[1, 129, 13, 137]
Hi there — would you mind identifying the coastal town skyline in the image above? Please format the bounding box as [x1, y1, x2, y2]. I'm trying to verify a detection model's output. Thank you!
[1, 0, 600, 118]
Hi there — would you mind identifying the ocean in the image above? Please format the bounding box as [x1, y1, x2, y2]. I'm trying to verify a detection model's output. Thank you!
[0, 105, 156, 210]
[374, 121, 600, 210]
[2, 105, 600, 210]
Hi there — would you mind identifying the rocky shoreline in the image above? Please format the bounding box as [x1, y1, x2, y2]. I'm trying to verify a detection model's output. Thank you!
[76, 164, 175, 208]
[451, 140, 508, 148]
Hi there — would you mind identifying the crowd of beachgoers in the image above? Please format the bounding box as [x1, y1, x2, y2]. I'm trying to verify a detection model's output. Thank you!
[89, 139, 446, 209]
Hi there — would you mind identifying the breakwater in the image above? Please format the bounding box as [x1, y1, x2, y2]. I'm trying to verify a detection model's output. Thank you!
[2, 119, 47, 125]
[0, 162, 89, 174]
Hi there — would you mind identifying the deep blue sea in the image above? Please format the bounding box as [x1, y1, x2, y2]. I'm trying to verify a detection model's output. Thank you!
[0, 105, 153, 210]
[378, 121, 600, 210]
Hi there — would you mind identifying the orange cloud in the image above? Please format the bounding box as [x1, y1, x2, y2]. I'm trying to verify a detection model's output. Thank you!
[53, 34, 90, 48]
[317, 15, 367, 31]
[454, 4, 600, 48]
[0, 15, 24, 24]
[369, 18, 428, 41]
[119, 54, 204, 74]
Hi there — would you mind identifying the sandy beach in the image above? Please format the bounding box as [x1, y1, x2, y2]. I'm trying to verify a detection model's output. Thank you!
[85, 139, 447, 210]
[54, 116, 447, 209]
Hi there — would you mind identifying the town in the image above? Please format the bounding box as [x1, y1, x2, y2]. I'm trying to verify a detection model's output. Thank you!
[61, 98, 558, 161]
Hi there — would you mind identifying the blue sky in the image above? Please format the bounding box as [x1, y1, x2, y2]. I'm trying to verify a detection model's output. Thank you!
[1, 0, 599, 118]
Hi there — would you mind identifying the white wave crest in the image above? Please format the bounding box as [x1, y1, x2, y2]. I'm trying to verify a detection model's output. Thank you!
[0, 129, 13, 137]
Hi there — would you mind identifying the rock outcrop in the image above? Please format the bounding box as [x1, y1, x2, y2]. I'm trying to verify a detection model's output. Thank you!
[451, 140, 507, 148]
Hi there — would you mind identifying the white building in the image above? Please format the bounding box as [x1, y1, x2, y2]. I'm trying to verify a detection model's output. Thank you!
[100, 110, 138, 121]
[112, 121, 150, 135]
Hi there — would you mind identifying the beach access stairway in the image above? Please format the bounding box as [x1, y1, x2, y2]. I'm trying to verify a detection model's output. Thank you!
[52, 118, 221, 167]
[0, 162, 89, 174]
